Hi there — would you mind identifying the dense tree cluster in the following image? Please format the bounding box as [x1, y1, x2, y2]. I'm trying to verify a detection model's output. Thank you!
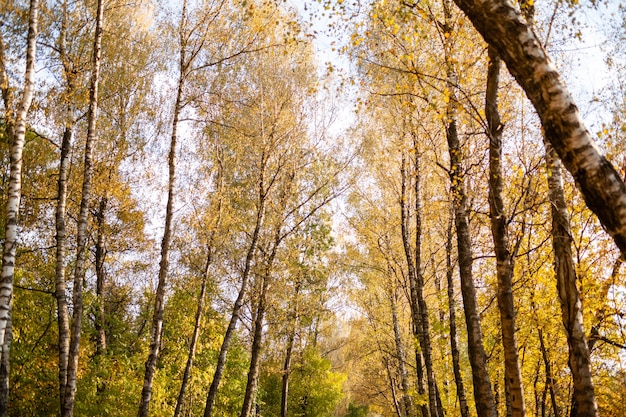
[1, 0, 626, 416]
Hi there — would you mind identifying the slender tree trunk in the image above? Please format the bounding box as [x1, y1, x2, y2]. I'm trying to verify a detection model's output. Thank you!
[54, 0, 74, 407]
[400, 149, 440, 417]
[0, 317, 10, 417]
[442, 1, 496, 414]
[203, 193, 265, 417]
[62, 1, 104, 413]
[280, 283, 301, 417]
[389, 284, 413, 417]
[544, 142, 598, 417]
[412, 147, 443, 417]
[538, 329, 559, 417]
[445, 207, 470, 417]
[447, 94, 497, 417]
[382, 353, 403, 417]
[174, 147, 224, 417]
[173, 250, 212, 417]
[280, 328, 296, 417]
[55, 124, 73, 409]
[452, 0, 626, 256]
[0, 3, 38, 413]
[485, 46, 526, 417]
[137, 35, 184, 417]
[280, 325, 296, 417]
[240, 273, 269, 417]
[94, 197, 108, 358]
[240, 172, 294, 417]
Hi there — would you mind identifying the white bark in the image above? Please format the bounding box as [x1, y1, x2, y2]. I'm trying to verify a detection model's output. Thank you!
[0, 4, 39, 412]
[452, 0, 626, 255]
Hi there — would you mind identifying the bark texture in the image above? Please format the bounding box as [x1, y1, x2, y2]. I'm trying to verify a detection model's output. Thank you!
[452, 0, 626, 256]
[389, 284, 413, 417]
[94, 197, 108, 358]
[63, 0, 104, 413]
[485, 46, 526, 417]
[54, 1, 75, 405]
[445, 208, 470, 417]
[544, 142, 598, 417]
[55, 124, 72, 408]
[240, 274, 269, 417]
[0, 5, 39, 411]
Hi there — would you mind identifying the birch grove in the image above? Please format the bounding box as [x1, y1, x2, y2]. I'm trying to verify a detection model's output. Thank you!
[1, 0, 626, 415]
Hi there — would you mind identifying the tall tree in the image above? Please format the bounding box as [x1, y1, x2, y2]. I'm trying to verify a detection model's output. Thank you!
[62, 0, 105, 414]
[485, 45, 526, 417]
[137, 0, 190, 413]
[442, 0, 496, 415]
[0, 1, 39, 413]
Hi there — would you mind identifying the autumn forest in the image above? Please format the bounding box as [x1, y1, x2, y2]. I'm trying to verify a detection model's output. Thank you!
[1, 0, 626, 416]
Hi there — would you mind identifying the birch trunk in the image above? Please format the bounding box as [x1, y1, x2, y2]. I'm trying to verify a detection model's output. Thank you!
[544, 142, 598, 417]
[0, 4, 38, 412]
[443, 0, 496, 414]
[452, 0, 626, 256]
[174, 155, 224, 417]
[203, 189, 265, 417]
[485, 46, 526, 417]
[399, 149, 439, 417]
[240, 273, 269, 417]
[412, 149, 443, 417]
[538, 328, 559, 417]
[94, 197, 108, 358]
[280, 305, 298, 417]
[62, 0, 104, 414]
[445, 207, 470, 417]
[137, 43, 183, 417]
[54, 0, 75, 405]
[389, 284, 413, 417]
[55, 123, 72, 408]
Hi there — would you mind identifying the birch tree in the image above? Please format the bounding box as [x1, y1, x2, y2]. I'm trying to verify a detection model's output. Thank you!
[62, 0, 104, 414]
[452, 0, 626, 256]
[0, 1, 38, 413]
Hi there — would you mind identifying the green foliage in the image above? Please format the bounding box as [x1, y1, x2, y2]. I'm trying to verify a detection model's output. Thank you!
[260, 346, 345, 417]
[346, 403, 369, 417]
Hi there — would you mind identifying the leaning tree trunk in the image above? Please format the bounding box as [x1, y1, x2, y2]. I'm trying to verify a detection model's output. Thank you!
[240, 272, 270, 417]
[485, 46, 526, 417]
[240, 163, 295, 417]
[544, 142, 598, 417]
[137, 47, 183, 417]
[0, 2, 38, 413]
[174, 155, 224, 417]
[63, 0, 104, 414]
[451, 0, 626, 257]
[442, 0, 496, 415]
[445, 207, 470, 417]
[203, 189, 265, 417]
